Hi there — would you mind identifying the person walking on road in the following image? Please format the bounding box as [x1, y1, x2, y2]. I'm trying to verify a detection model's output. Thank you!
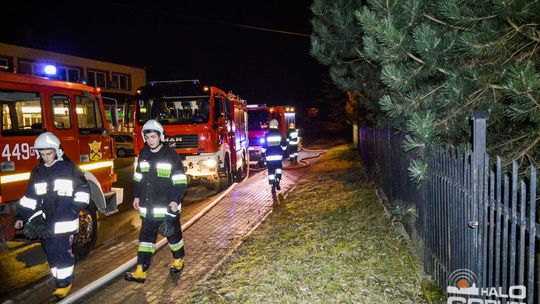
[287, 122, 299, 162]
[15, 132, 91, 302]
[125, 119, 187, 283]
[262, 119, 287, 192]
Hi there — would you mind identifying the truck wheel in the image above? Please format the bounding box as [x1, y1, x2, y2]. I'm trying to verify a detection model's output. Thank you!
[235, 154, 247, 182]
[117, 148, 127, 158]
[73, 203, 98, 262]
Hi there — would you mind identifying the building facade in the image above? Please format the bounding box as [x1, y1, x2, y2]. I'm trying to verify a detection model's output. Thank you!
[0, 42, 146, 132]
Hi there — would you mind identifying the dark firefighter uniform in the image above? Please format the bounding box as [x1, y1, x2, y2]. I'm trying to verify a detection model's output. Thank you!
[16, 158, 90, 292]
[287, 127, 299, 161]
[262, 127, 287, 188]
[132, 143, 187, 273]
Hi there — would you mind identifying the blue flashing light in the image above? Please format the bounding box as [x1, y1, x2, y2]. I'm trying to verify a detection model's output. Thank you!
[259, 138, 265, 144]
[44, 65, 57, 75]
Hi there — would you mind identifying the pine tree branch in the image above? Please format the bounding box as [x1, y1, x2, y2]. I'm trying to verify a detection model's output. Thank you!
[491, 133, 530, 149]
[422, 13, 469, 31]
[343, 58, 364, 64]
[419, 83, 446, 100]
[435, 88, 486, 127]
[355, 46, 373, 64]
[527, 41, 540, 61]
[506, 18, 540, 43]
[406, 52, 449, 75]
[503, 40, 536, 64]
[508, 133, 540, 163]
[527, 92, 540, 108]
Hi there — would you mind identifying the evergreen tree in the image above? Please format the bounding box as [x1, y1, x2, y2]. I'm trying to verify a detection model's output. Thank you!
[357, 0, 540, 176]
[310, 0, 385, 127]
[312, 0, 540, 177]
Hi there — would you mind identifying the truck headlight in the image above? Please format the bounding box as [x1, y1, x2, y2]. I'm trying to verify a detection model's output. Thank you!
[203, 159, 218, 168]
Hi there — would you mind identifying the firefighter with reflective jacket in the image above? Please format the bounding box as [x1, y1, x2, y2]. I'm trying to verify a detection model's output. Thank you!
[287, 122, 299, 162]
[125, 119, 187, 283]
[15, 132, 90, 302]
[262, 119, 287, 191]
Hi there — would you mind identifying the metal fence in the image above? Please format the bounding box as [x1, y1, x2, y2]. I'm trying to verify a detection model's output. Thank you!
[358, 113, 539, 303]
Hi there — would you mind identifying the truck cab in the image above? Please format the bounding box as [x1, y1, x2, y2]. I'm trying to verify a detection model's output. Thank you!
[0, 71, 123, 258]
[134, 80, 248, 188]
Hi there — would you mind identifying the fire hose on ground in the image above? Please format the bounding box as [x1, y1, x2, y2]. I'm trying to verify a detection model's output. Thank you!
[59, 166, 251, 304]
[59, 145, 329, 303]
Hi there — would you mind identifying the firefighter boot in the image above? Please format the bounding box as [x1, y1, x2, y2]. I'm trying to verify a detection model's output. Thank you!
[50, 284, 72, 302]
[124, 265, 147, 283]
[170, 258, 184, 274]
[275, 181, 281, 191]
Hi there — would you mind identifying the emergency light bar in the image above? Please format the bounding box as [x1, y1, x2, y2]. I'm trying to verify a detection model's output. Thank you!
[247, 104, 267, 108]
[44, 65, 57, 75]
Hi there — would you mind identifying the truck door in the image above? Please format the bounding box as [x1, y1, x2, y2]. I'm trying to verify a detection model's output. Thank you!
[48, 93, 78, 159]
[74, 94, 111, 169]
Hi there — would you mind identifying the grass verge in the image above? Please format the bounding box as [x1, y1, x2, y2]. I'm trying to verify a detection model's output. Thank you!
[0, 241, 48, 295]
[182, 145, 426, 303]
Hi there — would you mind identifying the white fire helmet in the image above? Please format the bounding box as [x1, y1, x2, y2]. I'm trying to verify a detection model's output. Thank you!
[269, 119, 279, 129]
[142, 119, 165, 142]
[34, 132, 64, 158]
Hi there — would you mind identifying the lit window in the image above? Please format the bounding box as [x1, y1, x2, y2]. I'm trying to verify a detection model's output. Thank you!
[0, 58, 8, 70]
[52, 95, 71, 129]
[76, 95, 104, 133]
[0, 90, 43, 135]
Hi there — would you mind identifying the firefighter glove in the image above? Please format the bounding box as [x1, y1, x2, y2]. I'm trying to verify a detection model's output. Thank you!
[159, 207, 178, 237]
[23, 211, 51, 239]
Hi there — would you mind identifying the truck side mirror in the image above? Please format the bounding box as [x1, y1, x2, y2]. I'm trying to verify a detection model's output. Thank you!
[111, 108, 119, 127]
[123, 103, 130, 122]
[101, 97, 119, 127]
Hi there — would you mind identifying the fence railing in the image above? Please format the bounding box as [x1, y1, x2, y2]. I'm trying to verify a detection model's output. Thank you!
[358, 114, 539, 303]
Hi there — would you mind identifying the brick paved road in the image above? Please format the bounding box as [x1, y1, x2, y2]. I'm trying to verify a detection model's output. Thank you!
[78, 156, 314, 304]
[0, 151, 319, 304]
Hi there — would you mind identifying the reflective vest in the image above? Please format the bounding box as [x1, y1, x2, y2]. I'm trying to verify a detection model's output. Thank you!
[16, 158, 90, 234]
[134, 144, 187, 220]
[263, 128, 287, 161]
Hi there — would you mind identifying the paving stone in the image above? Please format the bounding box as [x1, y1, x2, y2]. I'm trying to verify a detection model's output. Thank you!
[79, 159, 310, 303]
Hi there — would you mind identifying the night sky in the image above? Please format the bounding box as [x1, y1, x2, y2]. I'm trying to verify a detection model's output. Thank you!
[0, 1, 326, 110]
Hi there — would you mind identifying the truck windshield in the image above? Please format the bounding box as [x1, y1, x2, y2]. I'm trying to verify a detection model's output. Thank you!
[137, 96, 211, 125]
[248, 109, 270, 130]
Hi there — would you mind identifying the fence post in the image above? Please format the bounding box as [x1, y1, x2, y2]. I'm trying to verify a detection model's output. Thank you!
[387, 122, 393, 202]
[472, 111, 488, 288]
[353, 123, 359, 148]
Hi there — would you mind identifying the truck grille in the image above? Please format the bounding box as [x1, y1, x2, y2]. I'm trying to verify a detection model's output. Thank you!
[165, 134, 199, 149]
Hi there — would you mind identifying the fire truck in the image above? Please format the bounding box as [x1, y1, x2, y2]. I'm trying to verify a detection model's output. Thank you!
[247, 104, 296, 164]
[0, 71, 123, 258]
[133, 80, 248, 189]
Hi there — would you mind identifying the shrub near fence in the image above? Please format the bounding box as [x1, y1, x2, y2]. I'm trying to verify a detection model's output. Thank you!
[358, 113, 539, 304]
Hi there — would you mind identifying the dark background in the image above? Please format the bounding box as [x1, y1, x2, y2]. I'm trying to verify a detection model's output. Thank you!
[0, 1, 326, 113]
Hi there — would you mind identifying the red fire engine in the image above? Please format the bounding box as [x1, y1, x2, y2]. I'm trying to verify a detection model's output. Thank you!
[0, 71, 123, 258]
[247, 104, 296, 164]
[133, 80, 248, 189]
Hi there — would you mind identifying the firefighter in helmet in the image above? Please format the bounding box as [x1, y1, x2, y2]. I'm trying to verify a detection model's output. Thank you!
[287, 122, 299, 162]
[15, 132, 90, 302]
[262, 119, 287, 191]
[125, 119, 187, 283]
